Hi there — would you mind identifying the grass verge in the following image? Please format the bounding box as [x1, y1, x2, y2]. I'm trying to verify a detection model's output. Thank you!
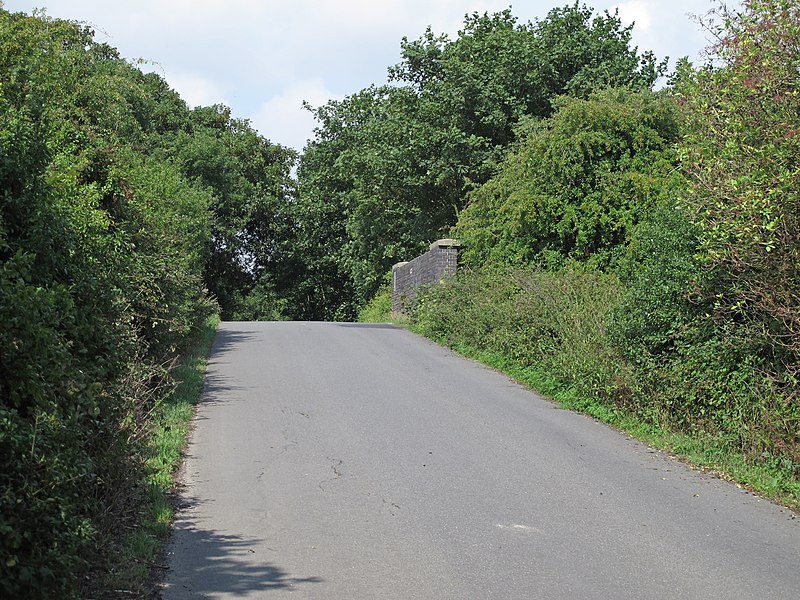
[110, 314, 219, 595]
[411, 331, 800, 512]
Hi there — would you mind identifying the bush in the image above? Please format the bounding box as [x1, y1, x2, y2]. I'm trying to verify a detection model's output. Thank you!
[682, 0, 800, 394]
[0, 10, 217, 596]
[358, 273, 394, 322]
[415, 266, 633, 403]
[610, 197, 799, 464]
[609, 198, 703, 366]
[454, 88, 681, 270]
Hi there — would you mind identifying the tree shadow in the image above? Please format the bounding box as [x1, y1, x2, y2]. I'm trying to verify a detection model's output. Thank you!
[163, 510, 323, 597]
[207, 328, 257, 359]
[194, 370, 247, 408]
[191, 328, 257, 413]
[162, 324, 324, 597]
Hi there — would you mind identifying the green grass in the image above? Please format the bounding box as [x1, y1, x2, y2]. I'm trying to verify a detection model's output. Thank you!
[109, 314, 219, 595]
[414, 334, 800, 511]
[357, 282, 394, 323]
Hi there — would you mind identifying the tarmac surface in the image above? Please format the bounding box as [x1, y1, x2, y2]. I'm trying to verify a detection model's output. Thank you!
[163, 321, 800, 599]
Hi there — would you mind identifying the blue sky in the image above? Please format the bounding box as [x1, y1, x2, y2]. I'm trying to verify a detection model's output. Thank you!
[3, 1, 726, 151]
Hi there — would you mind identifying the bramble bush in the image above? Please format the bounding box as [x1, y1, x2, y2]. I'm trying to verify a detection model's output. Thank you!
[667, 0, 799, 464]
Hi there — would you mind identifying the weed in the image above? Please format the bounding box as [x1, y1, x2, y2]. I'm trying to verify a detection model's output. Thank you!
[106, 314, 218, 595]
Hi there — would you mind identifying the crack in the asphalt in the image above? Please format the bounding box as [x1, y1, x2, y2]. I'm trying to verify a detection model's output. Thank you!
[382, 497, 401, 516]
[318, 458, 343, 492]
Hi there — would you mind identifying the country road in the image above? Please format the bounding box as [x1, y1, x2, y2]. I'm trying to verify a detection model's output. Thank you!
[162, 321, 799, 599]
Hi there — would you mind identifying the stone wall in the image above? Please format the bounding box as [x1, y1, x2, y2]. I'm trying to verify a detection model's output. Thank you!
[392, 239, 460, 315]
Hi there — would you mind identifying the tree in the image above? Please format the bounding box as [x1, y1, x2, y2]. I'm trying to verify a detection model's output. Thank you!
[392, 4, 665, 145]
[296, 3, 666, 317]
[454, 88, 681, 269]
[159, 105, 296, 319]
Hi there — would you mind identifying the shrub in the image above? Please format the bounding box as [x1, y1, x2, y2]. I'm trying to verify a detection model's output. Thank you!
[682, 0, 800, 390]
[358, 274, 394, 323]
[415, 266, 632, 403]
[0, 10, 217, 596]
[455, 88, 681, 270]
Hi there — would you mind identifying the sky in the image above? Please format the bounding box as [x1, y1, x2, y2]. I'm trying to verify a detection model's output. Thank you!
[3, 1, 726, 152]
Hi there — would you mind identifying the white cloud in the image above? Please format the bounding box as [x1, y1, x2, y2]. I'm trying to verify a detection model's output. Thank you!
[250, 79, 344, 151]
[138, 0, 269, 28]
[608, 0, 719, 68]
[159, 70, 229, 108]
[612, 0, 654, 32]
[5, 0, 722, 144]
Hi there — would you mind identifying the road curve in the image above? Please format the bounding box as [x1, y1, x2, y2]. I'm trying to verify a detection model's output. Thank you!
[163, 321, 799, 599]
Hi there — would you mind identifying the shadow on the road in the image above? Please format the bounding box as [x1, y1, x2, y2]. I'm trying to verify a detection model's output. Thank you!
[192, 328, 257, 413]
[164, 520, 323, 597]
[189, 372, 250, 418]
[208, 327, 257, 357]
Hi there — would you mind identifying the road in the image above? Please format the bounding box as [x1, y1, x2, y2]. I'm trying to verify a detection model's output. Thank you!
[163, 321, 799, 599]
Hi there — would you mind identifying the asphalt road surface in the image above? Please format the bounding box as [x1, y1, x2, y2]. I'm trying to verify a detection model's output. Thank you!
[163, 321, 799, 599]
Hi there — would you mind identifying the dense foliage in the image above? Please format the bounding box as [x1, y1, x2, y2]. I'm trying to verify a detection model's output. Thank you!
[673, 0, 799, 461]
[606, 0, 798, 467]
[455, 88, 681, 269]
[681, 0, 800, 393]
[294, 3, 665, 319]
[156, 104, 296, 320]
[0, 8, 293, 597]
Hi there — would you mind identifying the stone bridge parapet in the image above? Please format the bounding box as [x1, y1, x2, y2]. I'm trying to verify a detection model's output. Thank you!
[391, 239, 460, 315]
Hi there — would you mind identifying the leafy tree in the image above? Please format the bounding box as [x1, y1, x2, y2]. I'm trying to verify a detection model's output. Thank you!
[296, 3, 666, 317]
[290, 89, 386, 320]
[454, 88, 681, 269]
[392, 4, 665, 145]
[603, 1, 800, 462]
[158, 105, 296, 320]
